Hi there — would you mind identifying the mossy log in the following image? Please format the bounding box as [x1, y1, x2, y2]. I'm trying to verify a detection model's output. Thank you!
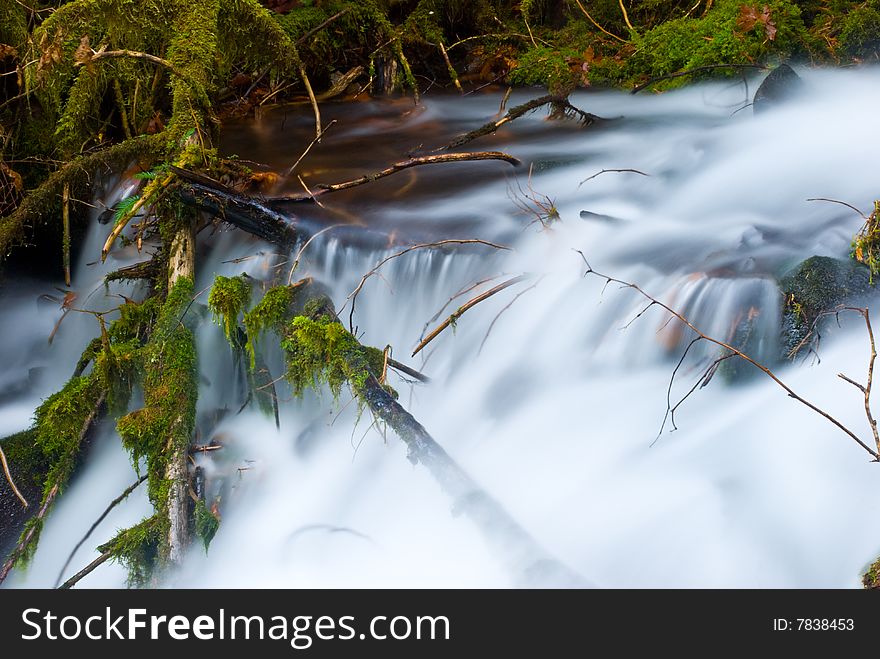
[244, 279, 587, 586]
[173, 169, 299, 249]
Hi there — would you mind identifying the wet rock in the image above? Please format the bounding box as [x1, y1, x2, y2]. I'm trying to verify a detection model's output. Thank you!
[778, 255, 874, 357]
[753, 64, 803, 114]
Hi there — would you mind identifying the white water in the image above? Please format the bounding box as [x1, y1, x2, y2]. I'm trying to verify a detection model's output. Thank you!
[4, 67, 880, 588]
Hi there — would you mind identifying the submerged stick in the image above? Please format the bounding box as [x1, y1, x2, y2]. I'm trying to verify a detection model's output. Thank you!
[439, 96, 603, 151]
[270, 152, 521, 203]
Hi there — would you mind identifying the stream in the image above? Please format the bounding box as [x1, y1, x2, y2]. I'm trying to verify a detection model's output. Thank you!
[3, 67, 880, 588]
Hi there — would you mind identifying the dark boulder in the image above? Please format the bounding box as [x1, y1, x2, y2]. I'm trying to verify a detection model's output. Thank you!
[778, 255, 873, 357]
[753, 64, 803, 114]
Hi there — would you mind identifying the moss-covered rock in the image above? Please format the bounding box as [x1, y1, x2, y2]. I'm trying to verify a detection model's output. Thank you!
[838, 3, 880, 60]
[779, 255, 874, 357]
[628, 0, 807, 88]
[864, 555, 880, 589]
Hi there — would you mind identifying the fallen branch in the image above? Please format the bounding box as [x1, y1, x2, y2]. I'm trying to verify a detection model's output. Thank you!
[270, 152, 521, 203]
[173, 167, 299, 248]
[0, 444, 28, 509]
[75, 41, 190, 84]
[53, 474, 148, 588]
[576, 251, 880, 460]
[345, 239, 511, 333]
[412, 274, 529, 357]
[289, 287, 588, 586]
[57, 550, 112, 589]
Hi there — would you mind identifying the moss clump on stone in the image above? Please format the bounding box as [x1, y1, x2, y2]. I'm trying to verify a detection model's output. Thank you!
[779, 255, 873, 357]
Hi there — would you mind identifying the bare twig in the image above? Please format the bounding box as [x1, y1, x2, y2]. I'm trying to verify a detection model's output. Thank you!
[295, 8, 351, 46]
[271, 152, 521, 202]
[0, 444, 28, 509]
[284, 120, 337, 177]
[57, 550, 112, 589]
[412, 275, 529, 357]
[344, 239, 511, 333]
[618, 0, 636, 31]
[53, 474, 147, 588]
[806, 197, 868, 220]
[579, 168, 650, 187]
[287, 224, 344, 284]
[478, 277, 543, 354]
[575, 251, 880, 460]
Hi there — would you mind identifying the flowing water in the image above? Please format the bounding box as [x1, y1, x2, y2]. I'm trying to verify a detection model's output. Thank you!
[4, 68, 880, 588]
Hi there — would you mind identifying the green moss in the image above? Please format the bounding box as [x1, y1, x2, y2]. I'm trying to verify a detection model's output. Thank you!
[0, 429, 49, 493]
[852, 201, 880, 279]
[865, 555, 880, 589]
[509, 45, 585, 94]
[779, 255, 873, 357]
[628, 0, 807, 87]
[98, 515, 161, 587]
[281, 314, 363, 397]
[116, 277, 197, 546]
[243, 283, 301, 368]
[838, 4, 880, 60]
[208, 274, 252, 345]
[193, 498, 219, 551]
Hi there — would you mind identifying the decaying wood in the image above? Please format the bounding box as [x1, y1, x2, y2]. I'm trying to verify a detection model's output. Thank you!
[165, 218, 196, 566]
[105, 257, 161, 284]
[172, 167, 299, 248]
[270, 152, 521, 203]
[0, 393, 106, 585]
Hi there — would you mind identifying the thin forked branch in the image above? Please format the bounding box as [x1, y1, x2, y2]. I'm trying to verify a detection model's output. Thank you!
[575, 251, 880, 460]
[412, 274, 530, 357]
